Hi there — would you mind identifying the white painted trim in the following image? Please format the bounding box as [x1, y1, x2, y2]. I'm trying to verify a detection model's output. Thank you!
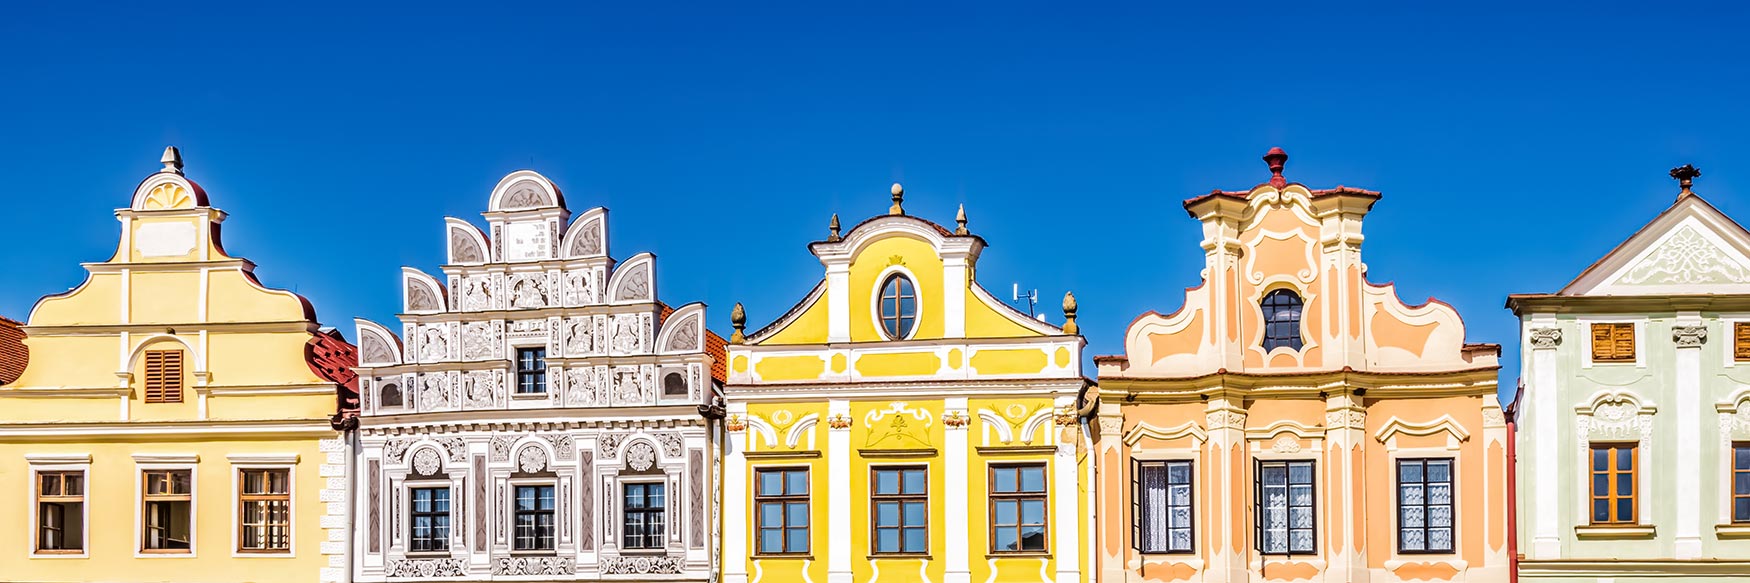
[1574, 317, 1647, 369]
[1123, 421, 1209, 447]
[133, 453, 201, 464]
[227, 453, 301, 464]
[27, 462, 91, 558]
[134, 462, 198, 558]
[0, 422, 333, 438]
[230, 463, 298, 558]
[1248, 419, 1327, 441]
[25, 454, 92, 464]
[869, 265, 924, 341]
[1373, 415, 1472, 445]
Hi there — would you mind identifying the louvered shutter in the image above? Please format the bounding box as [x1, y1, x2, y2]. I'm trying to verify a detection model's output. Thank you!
[1591, 323, 1635, 362]
[1736, 323, 1750, 361]
[1252, 460, 1263, 552]
[161, 351, 183, 402]
[1130, 458, 1142, 551]
[143, 350, 184, 403]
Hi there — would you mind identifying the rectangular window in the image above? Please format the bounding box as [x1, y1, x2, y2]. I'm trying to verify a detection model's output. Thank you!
[990, 464, 1048, 553]
[37, 471, 84, 553]
[754, 468, 810, 555]
[1590, 444, 1636, 524]
[409, 486, 450, 553]
[513, 484, 556, 551]
[871, 466, 928, 555]
[1590, 323, 1635, 362]
[1733, 445, 1750, 523]
[1737, 323, 1750, 362]
[1133, 460, 1193, 554]
[1397, 458, 1455, 553]
[144, 350, 184, 403]
[516, 348, 547, 394]
[239, 469, 291, 552]
[1255, 460, 1314, 555]
[142, 470, 192, 552]
[622, 482, 666, 550]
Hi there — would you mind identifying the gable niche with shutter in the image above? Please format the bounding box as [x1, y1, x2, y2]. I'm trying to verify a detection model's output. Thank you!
[144, 350, 185, 403]
[1590, 323, 1635, 363]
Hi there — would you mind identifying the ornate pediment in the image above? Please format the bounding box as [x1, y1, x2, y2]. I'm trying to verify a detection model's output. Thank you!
[1564, 195, 1750, 296]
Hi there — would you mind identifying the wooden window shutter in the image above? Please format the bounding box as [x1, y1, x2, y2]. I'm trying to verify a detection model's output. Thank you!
[1130, 458, 1142, 551]
[144, 350, 184, 403]
[1591, 323, 1635, 362]
[1736, 323, 1750, 362]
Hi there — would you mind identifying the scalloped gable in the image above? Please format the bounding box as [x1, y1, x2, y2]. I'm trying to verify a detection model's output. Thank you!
[1560, 194, 1750, 296]
[1106, 150, 1493, 378]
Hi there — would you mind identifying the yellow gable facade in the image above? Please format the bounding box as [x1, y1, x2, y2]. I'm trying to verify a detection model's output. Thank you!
[721, 185, 1092, 583]
[0, 149, 354, 583]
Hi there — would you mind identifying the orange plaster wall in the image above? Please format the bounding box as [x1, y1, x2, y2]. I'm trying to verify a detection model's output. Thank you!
[1370, 303, 1440, 357]
[1362, 396, 1487, 570]
[1147, 310, 1204, 364]
[1244, 399, 1325, 429]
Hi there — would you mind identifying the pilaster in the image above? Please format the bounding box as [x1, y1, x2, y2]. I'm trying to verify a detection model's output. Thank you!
[1323, 394, 1367, 582]
[1527, 321, 1562, 560]
[723, 403, 750, 583]
[944, 397, 971, 583]
[827, 399, 851, 583]
[1674, 316, 1707, 559]
[1205, 397, 1248, 583]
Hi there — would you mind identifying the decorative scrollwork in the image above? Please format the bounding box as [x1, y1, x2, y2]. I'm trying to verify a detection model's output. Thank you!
[626, 441, 657, 472]
[1529, 327, 1563, 349]
[1674, 325, 1708, 347]
[599, 554, 685, 575]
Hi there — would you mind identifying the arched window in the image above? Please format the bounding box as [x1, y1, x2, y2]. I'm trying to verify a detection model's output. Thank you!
[1261, 289, 1304, 352]
[380, 383, 402, 408]
[878, 274, 917, 339]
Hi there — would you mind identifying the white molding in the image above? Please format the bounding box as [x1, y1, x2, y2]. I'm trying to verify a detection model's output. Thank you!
[1574, 317, 1648, 369]
[0, 421, 333, 438]
[133, 453, 200, 464]
[25, 453, 92, 464]
[1248, 419, 1326, 441]
[1373, 415, 1471, 444]
[227, 453, 301, 465]
[1124, 421, 1209, 447]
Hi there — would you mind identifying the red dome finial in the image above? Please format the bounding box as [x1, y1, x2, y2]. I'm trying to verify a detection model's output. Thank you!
[1263, 147, 1288, 188]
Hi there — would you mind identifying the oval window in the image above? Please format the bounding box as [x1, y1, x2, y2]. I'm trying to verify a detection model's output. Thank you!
[878, 274, 917, 339]
[1261, 289, 1304, 352]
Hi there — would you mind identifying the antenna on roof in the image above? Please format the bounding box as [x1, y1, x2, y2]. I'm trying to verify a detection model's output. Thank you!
[1011, 283, 1038, 317]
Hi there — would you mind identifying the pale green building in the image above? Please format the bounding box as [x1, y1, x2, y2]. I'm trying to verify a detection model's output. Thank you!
[1509, 167, 1750, 581]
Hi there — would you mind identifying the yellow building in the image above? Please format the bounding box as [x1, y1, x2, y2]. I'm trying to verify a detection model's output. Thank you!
[720, 184, 1092, 583]
[0, 148, 358, 583]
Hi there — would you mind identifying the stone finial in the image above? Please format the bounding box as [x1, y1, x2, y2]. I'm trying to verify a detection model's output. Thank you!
[1263, 147, 1288, 188]
[1062, 291, 1079, 335]
[1671, 164, 1701, 198]
[828, 213, 842, 242]
[890, 183, 905, 215]
[161, 146, 184, 175]
[954, 204, 969, 235]
[730, 302, 747, 344]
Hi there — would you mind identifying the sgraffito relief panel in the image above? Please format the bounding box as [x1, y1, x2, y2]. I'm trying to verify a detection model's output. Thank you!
[688, 448, 703, 548]
[579, 450, 595, 550]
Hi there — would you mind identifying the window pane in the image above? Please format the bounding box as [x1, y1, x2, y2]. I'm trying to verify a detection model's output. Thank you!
[1737, 447, 1750, 470]
[994, 500, 1017, 525]
[903, 527, 927, 553]
[1288, 463, 1312, 485]
[1021, 500, 1045, 525]
[1427, 460, 1450, 483]
[875, 501, 898, 527]
[787, 502, 809, 526]
[993, 468, 1017, 493]
[1592, 499, 1609, 523]
[1020, 466, 1046, 492]
[1592, 473, 1608, 497]
[1735, 498, 1750, 522]
[876, 528, 899, 553]
[1737, 472, 1750, 495]
[786, 527, 809, 553]
[759, 529, 782, 553]
[760, 502, 782, 527]
[1617, 448, 1633, 471]
[1021, 526, 1046, 550]
[759, 471, 783, 496]
[1616, 498, 1634, 522]
[1616, 473, 1634, 497]
[903, 469, 927, 494]
[1592, 448, 1607, 471]
[994, 528, 1018, 552]
[786, 471, 808, 495]
[1430, 505, 1453, 528]
[903, 501, 927, 526]
[1167, 462, 1190, 484]
[875, 470, 899, 495]
[1262, 465, 1286, 487]
[1400, 461, 1423, 482]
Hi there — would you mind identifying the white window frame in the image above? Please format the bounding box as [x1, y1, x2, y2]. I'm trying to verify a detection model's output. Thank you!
[403, 479, 454, 556]
[1720, 315, 1750, 367]
[870, 266, 924, 341]
[507, 477, 559, 554]
[229, 454, 299, 558]
[509, 342, 550, 399]
[1577, 317, 1646, 368]
[618, 476, 670, 553]
[27, 454, 91, 559]
[133, 454, 200, 558]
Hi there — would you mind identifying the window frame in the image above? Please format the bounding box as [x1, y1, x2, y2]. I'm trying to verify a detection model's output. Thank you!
[139, 467, 196, 555]
[515, 347, 548, 395]
[1260, 288, 1305, 353]
[235, 467, 293, 555]
[988, 463, 1050, 555]
[34, 468, 87, 556]
[1587, 321, 1639, 365]
[1734, 443, 1750, 524]
[1589, 443, 1638, 525]
[406, 482, 453, 555]
[753, 467, 812, 556]
[1132, 459, 1194, 554]
[510, 481, 558, 553]
[875, 271, 920, 340]
[621, 479, 668, 552]
[1254, 459, 1316, 556]
[869, 465, 930, 556]
[143, 349, 186, 403]
[1395, 458, 1456, 555]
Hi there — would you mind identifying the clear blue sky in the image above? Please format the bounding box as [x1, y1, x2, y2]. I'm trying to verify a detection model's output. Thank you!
[4, 2, 1747, 403]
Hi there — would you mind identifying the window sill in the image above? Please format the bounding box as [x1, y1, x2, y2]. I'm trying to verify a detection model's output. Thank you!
[30, 550, 86, 559]
[986, 552, 1052, 559]
[1716, 524, 1750, 539]
[509, 550, 557, 556]
[1574, 524, 1655, 539]
[404, 552, 453, 558]
[1136, 550, 1197, 556]
[617, 549, 668, 555]
[510, 393, 549, 400]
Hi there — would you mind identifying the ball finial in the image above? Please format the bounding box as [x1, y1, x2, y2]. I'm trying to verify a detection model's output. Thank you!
[1263, 147, 1288, 188]
[889, 183, 905, 215]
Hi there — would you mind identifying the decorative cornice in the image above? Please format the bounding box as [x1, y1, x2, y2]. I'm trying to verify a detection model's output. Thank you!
[1529, 327, 1563, 349]
[132, 453, 200, 464]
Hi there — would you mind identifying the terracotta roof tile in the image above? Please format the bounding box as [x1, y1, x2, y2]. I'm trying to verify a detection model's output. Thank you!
[0, 316, 26, 385]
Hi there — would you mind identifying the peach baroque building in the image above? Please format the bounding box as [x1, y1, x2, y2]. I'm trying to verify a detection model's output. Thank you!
[1092, 149, 1508, 582]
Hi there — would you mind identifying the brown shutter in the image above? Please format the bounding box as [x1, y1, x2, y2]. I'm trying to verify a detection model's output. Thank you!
[1737, 323, 1750, 362]
[1591, 323, 1635, 362]
[143, 350, 184, 403]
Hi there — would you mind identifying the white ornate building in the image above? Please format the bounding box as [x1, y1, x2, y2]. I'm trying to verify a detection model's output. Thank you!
[350, 171, 725, 582]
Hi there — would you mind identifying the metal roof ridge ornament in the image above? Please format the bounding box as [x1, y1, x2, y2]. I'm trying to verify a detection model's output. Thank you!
[1671, 164, 1701, 199]
[1264, 146, 1288, 188]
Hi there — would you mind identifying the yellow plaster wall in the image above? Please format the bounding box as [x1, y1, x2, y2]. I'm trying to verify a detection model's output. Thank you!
[848, 237, 945, 342]
[757, 293, 830, 346]
[205, 271, 306, 324]
[7, 335, 117, 391]
[27, 275, 123, 326]
[0, 436, 330, 583]
[128, 271, 200, 324]
[962, 288, 1043, 339]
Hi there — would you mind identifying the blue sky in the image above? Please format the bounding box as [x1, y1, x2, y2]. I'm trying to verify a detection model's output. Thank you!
[3, 2, 1748, 402]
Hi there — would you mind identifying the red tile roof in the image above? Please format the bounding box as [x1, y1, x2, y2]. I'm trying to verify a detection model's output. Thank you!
[0, 316, 24, 385]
